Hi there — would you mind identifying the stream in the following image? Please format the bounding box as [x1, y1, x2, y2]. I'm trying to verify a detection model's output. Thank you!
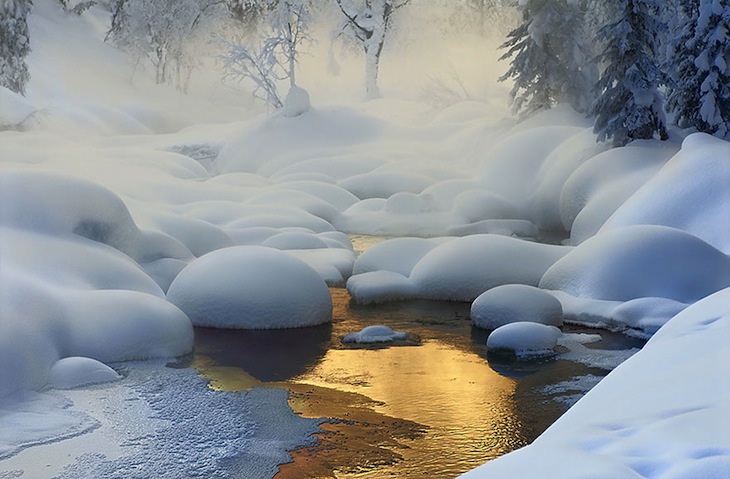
[189, 286, 645, 478]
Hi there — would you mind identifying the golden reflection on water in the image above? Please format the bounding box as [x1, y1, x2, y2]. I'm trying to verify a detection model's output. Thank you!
[191, 356, 262, 391]
[288, 341, 524, 478]
[192, 287, 574, 478]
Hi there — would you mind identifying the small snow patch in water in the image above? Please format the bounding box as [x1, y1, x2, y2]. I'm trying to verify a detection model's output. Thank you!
[342, 325, 409, 344]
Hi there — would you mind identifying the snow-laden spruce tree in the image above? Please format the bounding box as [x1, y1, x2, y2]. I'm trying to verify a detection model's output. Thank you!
[499, 0, 595, 117]
[667, 0, 730, 137]
[592, 0, 668, 146]
[0, 0, 32, 95]
[663, 0, 700, 129]
[333, 0, 411, 99]
[222, 0, 313, 113]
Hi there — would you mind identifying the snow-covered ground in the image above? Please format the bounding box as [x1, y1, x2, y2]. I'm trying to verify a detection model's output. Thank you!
[1, 2, 729, 478]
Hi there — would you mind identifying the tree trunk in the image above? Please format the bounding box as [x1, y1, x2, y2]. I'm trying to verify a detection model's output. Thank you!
[364, 42, 382, 99]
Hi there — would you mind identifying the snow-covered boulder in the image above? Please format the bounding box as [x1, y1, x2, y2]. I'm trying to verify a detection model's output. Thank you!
[47, 357, 121, 390]
[353, 237, 439, 276]
[471, 285, 563, 330]
[600, 133, 730, 254]
[347, 270, 415, 304]
[409, 235, 570, 302]
[166, 246, 332, 329]
[342, 325, 407, 344]
[486, 323, 562, 359]
[540, 225, 730, 303]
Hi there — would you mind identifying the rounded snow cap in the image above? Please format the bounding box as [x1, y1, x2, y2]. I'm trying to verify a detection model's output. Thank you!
[283, 86, 311, 118]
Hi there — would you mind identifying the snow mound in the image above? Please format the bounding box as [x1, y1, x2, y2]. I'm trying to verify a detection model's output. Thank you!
[353, 237, 439, 276]
[480, 125, 586, 213]
[471, 284, 563, 330]
[409, 235, 570, 302]
[601, 133, 730, 254]
[166, 246, 332, 329]
[342, 325, 408, 344]
[261, 231, 330, 250]
[559, 141, 678, 243]
[486, 323, 561, 359]
[338, 172, 435, 199]
[47, 357, 120, 390]
[540, 225, 730, 302]
[528, 128, 610, 230]
[347, 234, 569, 303]
[347, 270, 415, 304]
[282, 86, 311, 118]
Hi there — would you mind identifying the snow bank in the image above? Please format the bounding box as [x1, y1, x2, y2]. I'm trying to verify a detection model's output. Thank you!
[541, 225, 730, 303]
[462, 288, 730, 479]
[486, 323, 561, 359]
[552, 291, 689, 338]
[167, 246, 332, 329]
[471, 284, 563, 330]
[342, 325, 408, 344]
[0, 360, 321, 477]
[0, 171, 195, 398]
[601, 133, 730, 253]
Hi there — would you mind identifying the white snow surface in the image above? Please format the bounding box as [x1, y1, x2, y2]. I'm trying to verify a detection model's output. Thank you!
[471, 284, 563, 330]
[486, 322, 562, 359]
[462, 288, 730, 479]
[167, 246, 333, 329]
[600, 133, 730, 253]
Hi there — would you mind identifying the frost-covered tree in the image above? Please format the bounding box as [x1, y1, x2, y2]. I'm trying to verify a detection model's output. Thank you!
[0, 0, 32, 95]
[333, 0, 411, 98]
[592, 0, 668, 146]
[447, 0, 514, 36]
[222, 0, 313, 109]
[499, 0, 595, 117]
[57, 0, 96, 15]
[667, 0, 730, 137]
[107, 0, 224, 90]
